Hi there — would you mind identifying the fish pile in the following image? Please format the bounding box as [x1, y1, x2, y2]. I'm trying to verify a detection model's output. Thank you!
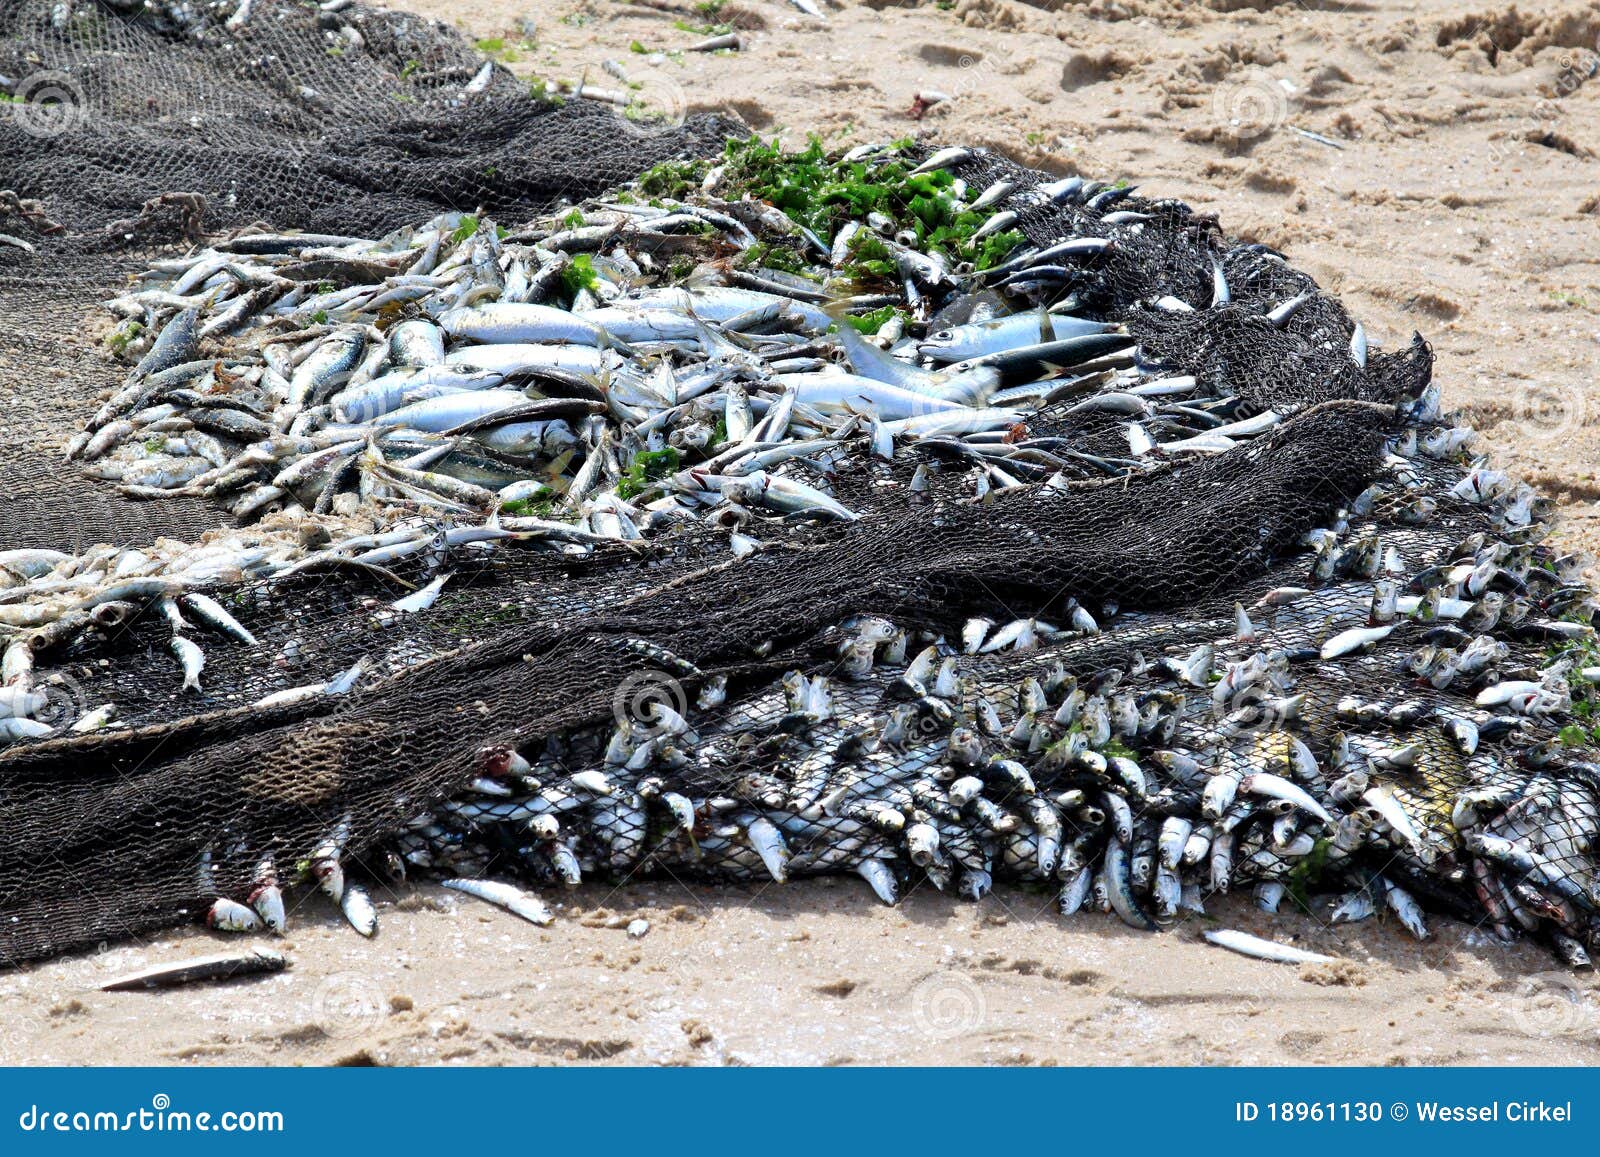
[7, 138, 1600, 966]
[10, 141, 1287, 735]
[359, 437, 1600, 966]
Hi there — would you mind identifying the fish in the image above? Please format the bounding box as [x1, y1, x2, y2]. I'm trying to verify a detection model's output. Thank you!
[390, 573, 453, 615]
[909, 147, 971, 175]
[942, 333, 1135, 385]
[1329, 889, 1376, 924]
[131, 308, 200, 384]
[1240, 773, 1333, 826]
[1203, 929, 1335, 965]
[918, 311, 1120, 363]
[1105, 835, 1156, 930]
[743, 817, 790, 882]
[372, 389, 536, 434]
[340, 883, 378, 937]
[101, 948, 287, 991]
[205, 898, 262, 933]
[1382, 878, 1428, 940]
[0, 687, 46, 720]
[14, 135, 1595, 979]
[439, 303, 609, 347]
[0, 718, 54, 744]
[441, 878, 554, 926]
[288, 327, 366, 411]
[180, 593, 258, 646]
[856, 859, 899, 905]
[171, 636, 206, 692]
[1362, 786, 1424, 854]
[70, 705, 120, 733]
[717, 470, 858, 522]
[1321, 623, 1394, 659]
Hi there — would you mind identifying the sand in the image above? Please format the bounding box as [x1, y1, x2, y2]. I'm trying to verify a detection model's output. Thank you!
[13, 0, 1600, 1065]
[7, 881, 1600, 1066]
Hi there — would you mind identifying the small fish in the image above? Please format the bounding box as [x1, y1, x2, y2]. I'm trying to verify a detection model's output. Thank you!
[1382, 878, 1428, 940]
[1329, 890, 1377, 925]
[743, 816, 789, 883]
[311, 822, 349, 903]
[390, 572, 453, 615]
[170, 636, 206, 692]
[909, 146, 971, 175]
[250, 862, 286, 934]
[441, 878, 553, 926]
[1240, 773, 1333, 826]
[856, 859, 899, 905]
[1320, 623, 1395, 659]
[70, 705, 119, 733]
[340, 883, 377, 937]
[1204, 929, 1334, 965]
[1362, 786, 1423, 854]
[1105, 835, 1156, 930]
[1058, 865, 1094, 916]
[180, 593, 258, 646]
[102, 948, 286, 991]
[569, 769, 614, 796]
[206, 898, 262, 934]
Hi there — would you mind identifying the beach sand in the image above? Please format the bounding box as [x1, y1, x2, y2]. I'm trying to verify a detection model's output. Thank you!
[6, 880, 1600, 1066]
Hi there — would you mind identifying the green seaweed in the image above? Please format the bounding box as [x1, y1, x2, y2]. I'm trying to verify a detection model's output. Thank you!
[1101, 738, 1137, 761]
[105, 320, 143, 356]
[699, 136, 1028, 271]
[841, 305, 911, 334]
[636, 157, 709, 200]
[737, 240, 810, 275]
[1285, 837, 1332, 914]
[616, 446, 681, 499]
[500, 494, 558, 518]
[974, 229, 1027, 271]
[559, 253, 600, 299]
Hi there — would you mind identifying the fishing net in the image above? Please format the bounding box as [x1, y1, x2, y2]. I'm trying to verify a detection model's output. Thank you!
[0, 0, 1594, 967]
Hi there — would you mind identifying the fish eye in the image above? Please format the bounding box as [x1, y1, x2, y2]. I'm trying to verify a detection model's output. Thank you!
[930, 329, 952, 341]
